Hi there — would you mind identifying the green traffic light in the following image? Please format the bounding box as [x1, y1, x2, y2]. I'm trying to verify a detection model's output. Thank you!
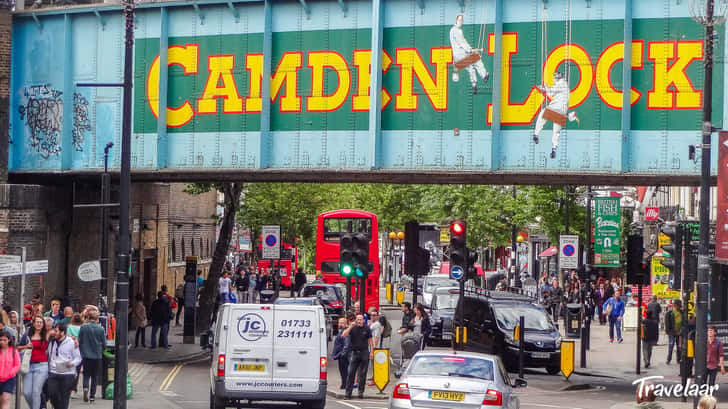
[355, 267, 364, 278]
[341, 264, 353, 277]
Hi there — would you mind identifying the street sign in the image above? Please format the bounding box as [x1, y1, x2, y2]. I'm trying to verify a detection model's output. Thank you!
[0, 263, 21, 277]
[77, 260, 102, 282]
[559, 235, 579, 269]
[450, 265, 464, 280]
[26, 260, 48, 275]
[439, 227, 450, 246]
[594, 197, 621, 267]
[645, 207, 659, 221]
[261, 225, 281, 260]
[561, 340, 575, 379]
[0, 255, 21, 263]
[372, 349, 390, 392]
[0, 259, 48, 278]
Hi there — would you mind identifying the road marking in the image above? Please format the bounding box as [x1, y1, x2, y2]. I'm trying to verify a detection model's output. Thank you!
[159, 363, 184, 391]
[520, 404, 585, 409]
[335, 400, 387, 409]
[128, 363, 151, 385]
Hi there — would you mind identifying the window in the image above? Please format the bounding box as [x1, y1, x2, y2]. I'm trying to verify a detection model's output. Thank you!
[323, 217, 372, 242]
[407, 356, 494, 381]
[181, 237, 186, 259]
[171, 238, 177, 262]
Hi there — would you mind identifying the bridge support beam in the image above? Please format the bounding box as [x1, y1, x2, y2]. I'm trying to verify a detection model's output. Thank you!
[156, 7, 169, 169]
[367, 0, 383, 170]
[490, 0, 503, 171]
[259, 0, 272, 169]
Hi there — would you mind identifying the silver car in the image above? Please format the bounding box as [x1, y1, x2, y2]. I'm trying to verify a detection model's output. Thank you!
[389, 351, 526, 409]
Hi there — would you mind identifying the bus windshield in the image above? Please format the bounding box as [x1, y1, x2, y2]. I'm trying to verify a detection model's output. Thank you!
[323, 218, 372, 242]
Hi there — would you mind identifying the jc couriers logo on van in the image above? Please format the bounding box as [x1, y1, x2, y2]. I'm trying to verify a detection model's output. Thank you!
[237, 313, 269, 341]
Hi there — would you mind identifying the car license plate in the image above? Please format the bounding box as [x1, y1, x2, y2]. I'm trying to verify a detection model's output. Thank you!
[430, 391, 465, 401]
[442, 334, 452, 340]
[234, 363, 265, 372]
[532, 352, 550, 359]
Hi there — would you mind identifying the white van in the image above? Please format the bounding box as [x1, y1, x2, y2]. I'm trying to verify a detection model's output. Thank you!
[209, 303, 328, 409]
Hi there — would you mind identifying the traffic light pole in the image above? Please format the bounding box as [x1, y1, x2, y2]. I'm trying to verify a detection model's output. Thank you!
[359, 278, 366, 315]
[346, 276, 352, 311]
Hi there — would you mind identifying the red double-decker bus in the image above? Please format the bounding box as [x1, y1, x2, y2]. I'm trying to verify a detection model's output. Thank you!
[257, 240, 298, 289]
[316, 210, 379, 310]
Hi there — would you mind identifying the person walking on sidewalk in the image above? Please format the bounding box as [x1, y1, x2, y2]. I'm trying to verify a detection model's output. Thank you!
[150, 292, 172, 349]
[397, 302, 414, 335]
[642, 309, 659, 369]
[343, 314, 373, 399]
[235, 272, 249, 304]
[603, 288, 625, 343]
[549, 279, 564, 325]
[705, 325, 725, 387]
[665, 299, 682, 365]
[293, 268, 307, 297]
[132, 294, 147, 348]
[46, 323, 82, 409]
[78, 310, 105, 402]
[0, 329, 21, 409]
[332, 317, 351, 390]
[174, 283, 185, 326]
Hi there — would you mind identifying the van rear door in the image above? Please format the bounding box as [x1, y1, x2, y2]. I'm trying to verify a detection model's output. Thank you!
[272, 306, 323, 393]
[224, 305, 274, 392]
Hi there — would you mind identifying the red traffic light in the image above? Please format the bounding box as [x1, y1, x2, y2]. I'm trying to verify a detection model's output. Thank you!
[450, 221, 465, 235]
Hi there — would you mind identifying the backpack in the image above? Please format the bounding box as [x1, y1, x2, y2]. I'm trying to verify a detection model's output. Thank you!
[379, 315, 392, 339]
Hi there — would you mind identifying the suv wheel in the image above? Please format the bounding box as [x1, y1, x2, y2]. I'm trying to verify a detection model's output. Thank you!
[546, 365, 561, 375]
[210, 389, 225, 409]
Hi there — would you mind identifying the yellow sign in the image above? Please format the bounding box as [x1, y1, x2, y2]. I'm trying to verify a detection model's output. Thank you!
[372, 349, 390, 392]
[386, 283, 393, 303]
[658, 233, 671, 250]
[513, 325, 521, 342]
[439, 228, 450, 245]
[651, 257, 680, 299]
[396, 286, 405, 305]
[687, 340, 695, 358]
[561, 340, 575, 379]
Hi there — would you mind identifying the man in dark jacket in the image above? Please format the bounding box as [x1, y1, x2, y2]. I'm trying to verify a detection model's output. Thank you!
[665, 299, 683, 364]
[549, 280, 564, 324]
[646, 296, 661, 320]
[642, 310, 659, 368]
[331, 317, 351, 390]
[293, 268, 307, 297]
[397, 302, 414, 335]
[235, 273, 249, 303]
[150, 291, 172, 349]
[78, 310, 106, 402]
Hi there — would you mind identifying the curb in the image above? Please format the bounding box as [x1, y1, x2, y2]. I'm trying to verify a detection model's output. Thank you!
[326, 389, 389, 400]
[134, 350, 211, 365]
[573, 370, 620, 379]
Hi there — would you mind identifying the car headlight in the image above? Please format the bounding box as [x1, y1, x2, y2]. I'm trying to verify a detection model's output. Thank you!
[555, 336, 562, 349]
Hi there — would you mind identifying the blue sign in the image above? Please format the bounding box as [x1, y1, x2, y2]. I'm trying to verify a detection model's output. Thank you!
[563, 244, 576, 257]
[450, 265, 464, 280]
[265, 235, 277, 247]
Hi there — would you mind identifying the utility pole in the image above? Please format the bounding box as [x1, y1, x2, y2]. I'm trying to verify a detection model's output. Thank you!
[512, 186, 519, 287]
[114, 1, 134, 408]
[100, 142, 113, 313]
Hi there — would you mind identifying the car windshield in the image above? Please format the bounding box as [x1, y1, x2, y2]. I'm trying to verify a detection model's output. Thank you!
[407, 355, 494, 381]
[433, 291, 459, 310]
[424, 277, 458, 293]
[494, 305, 555, 331]
[275, 298, 316, 305]
[302, 287, 339, 300]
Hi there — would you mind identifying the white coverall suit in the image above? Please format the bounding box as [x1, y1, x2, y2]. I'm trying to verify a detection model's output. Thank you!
[533, 77, 570, 150]
[449, 25, 488, 89]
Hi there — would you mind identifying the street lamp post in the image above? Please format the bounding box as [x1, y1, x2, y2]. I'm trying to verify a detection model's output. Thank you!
[100, 142, 113, 313]
[688, 0, 727, 402]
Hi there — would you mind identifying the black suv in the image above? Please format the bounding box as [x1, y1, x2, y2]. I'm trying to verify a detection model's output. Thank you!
[428, 286, 459, 345]
[455, 292, 562, 375]
[299, 284, 346, 334]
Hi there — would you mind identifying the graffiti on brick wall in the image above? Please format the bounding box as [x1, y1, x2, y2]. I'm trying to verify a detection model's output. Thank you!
[18, 85, 63, 159]
[72, 93, 90, 152]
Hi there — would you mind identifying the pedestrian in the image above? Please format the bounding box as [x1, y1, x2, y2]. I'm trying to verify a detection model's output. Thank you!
[603, 288, 625, 343]
[549, 279, 564, 324]
[343, 314, 373, 400]
[0, 313, 16, 344]
[368, 308, 382, 350]
[235, 272, 249, 304]
[78, 310, 105, 403]
[17, 316, 49, 409]
[698, 395, 717, 409]
[0, 329, 20, 409]
[174, 283, 185, 326]
[22, 305, 33, 329]
[332, 317, 351, 390]
[665, 299, 683, 365]
[271, 268, 281, 299]
[646, 296, 661, 320]
[131, 294, 147, 348]
[46, 323, 81, 409]
[196, 270, 205, 290]
[66, 313, 83, 400]
[409, 304, 432, 350]
[293, 267, 307, 297]
[57, 307, 73, 327]
[397, 302, 414, 335]
[255, 270, 269, 303]
[43, 298, 63, 324]
[8, 312, 22, 339]
[150, 291, 172, 349]
[705, 325, 725, 387]
[218, 271, 233, 304]
[596, 283, 607, 325]
[248, 271, 258, 304]
[642, 310, 659, 369]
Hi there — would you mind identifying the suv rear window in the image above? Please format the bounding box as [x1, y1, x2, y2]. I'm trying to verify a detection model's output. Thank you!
[302, 286, 340, 300]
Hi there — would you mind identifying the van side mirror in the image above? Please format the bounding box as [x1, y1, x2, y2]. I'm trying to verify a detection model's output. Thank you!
[512, 378, 527, 388]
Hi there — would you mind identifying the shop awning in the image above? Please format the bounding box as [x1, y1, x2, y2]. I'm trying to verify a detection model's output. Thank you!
[538, 246, 558, 257]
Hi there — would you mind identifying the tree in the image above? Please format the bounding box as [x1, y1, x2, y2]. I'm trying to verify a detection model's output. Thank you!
[188, 182, 243, 331]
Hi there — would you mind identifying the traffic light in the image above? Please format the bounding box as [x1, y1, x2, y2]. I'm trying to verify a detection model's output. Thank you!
[340, 233, 354, 277]
[450, 220, 467, 280]
[626, 234, 648, 285]
[466, 249, 478, 281]
[661, 223, 682, 290]
[352, 233, 370, 278]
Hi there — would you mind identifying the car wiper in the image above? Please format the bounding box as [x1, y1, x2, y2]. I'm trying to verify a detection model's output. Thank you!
[444, 372, 487, 380]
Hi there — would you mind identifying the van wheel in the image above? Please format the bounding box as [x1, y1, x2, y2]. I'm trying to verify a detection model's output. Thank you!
[210, 389, 225, 409]
[303, 399, 326, 409]
[546, 365, 561, 375]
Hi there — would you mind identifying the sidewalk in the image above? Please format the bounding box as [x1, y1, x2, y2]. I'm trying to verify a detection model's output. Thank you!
[128, 326, 209, 364]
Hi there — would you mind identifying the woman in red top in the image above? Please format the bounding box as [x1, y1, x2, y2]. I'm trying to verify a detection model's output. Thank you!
[0, 329, 21, 409]
[16, 316, 48, 409]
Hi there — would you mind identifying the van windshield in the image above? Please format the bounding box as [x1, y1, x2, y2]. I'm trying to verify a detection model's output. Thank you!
[493, 305, 555, 331]
[433, 291, 459, 310]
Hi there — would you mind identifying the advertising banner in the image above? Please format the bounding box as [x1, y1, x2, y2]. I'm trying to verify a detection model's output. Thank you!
[594, 197, 621, 267]
[651, 256, 680, 299]
[717, 132, 728, 260]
